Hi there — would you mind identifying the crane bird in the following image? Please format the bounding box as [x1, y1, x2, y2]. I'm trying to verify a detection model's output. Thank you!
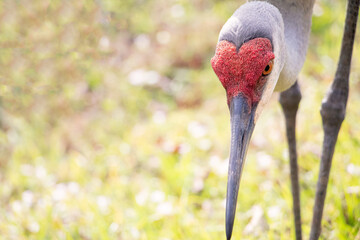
[210, 0, 359, 239]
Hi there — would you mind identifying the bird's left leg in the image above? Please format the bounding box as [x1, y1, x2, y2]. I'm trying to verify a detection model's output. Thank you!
[279, 81, 302, 240]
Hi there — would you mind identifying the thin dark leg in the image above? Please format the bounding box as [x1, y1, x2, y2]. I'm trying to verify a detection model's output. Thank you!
[309, 1, 359, 239]
[279, 81, 302, 240]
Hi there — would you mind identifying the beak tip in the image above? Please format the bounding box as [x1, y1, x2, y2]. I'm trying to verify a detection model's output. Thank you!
[225, 213, 234, 240]
[226, 230, 232, 240]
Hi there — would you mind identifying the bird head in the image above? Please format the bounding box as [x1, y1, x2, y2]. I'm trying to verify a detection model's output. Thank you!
[211, 38, 275, 108]
[210, 2, 285, 239]
[211, 37, 275, 239]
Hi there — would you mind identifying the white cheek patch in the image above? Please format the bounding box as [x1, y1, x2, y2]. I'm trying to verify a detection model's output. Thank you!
[254, 59, 281, 123]
[254, 22, 286, 123]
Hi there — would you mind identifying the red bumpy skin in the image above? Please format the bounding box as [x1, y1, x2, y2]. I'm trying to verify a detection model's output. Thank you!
[211, 38, 275, 106]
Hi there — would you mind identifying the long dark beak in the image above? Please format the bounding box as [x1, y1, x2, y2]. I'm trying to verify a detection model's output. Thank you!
[226, 95, 257, 240]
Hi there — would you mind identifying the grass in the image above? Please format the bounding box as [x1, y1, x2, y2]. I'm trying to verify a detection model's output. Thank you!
[0, 0, 359, 239]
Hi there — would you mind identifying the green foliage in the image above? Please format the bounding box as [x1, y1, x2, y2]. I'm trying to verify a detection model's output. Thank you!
[0, 0, 359, 239]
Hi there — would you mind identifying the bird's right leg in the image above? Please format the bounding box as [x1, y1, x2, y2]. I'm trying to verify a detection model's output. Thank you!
[309, 0, 359, 239]
[279, 81, 302, 240]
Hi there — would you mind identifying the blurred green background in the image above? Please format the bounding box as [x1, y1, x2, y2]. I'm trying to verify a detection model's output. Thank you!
[0, 0, 359, 239]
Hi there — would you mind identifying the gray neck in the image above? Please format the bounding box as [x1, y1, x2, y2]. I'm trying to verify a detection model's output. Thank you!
[264, 0, 315, 91]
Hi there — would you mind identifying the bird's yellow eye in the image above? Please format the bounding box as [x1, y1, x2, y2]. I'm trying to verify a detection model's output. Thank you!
[262, 60, 273, 76]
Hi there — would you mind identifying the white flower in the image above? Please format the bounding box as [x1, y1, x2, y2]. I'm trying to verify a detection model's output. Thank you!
[171, 4, 185, 18]
[22, 190, 34, 208]
[152, 111, 167, 124]
[267, 205, 282, 220]
[188, 121, 207, 138]
[156, 201, 173, 216]
[35, 165, 47, 179]
[109, 222, 119, 233]
[150, 190, 165, 203]
[99, 36, 110, 51]
[347, 186, 360, 194]
[256, 152, 273, 170]
[209, 156, 228, 176]
[156, 31, 171, 45]
[136, 189, 149, 206]
[134, 35, 150, 50]
[197, 138, 212, 151]
[128, 69, 160, 86]
[28, 221, 40, 233]
[96, 196, 111, 214]
[347, 163, 360, 176]
[52, 183, 68, 201]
